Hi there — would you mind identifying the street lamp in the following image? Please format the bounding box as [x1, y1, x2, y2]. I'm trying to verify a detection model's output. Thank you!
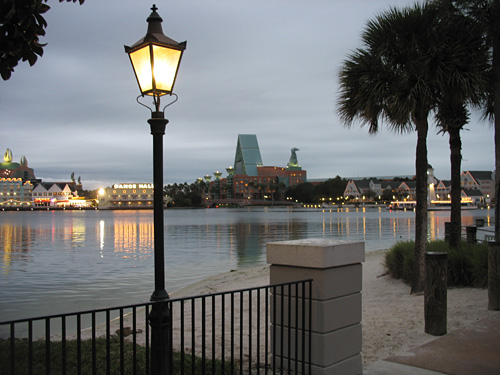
[125, 5, 186, 374]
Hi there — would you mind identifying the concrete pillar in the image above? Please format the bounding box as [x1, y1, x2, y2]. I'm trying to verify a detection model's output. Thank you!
[267, 239, 364, 375]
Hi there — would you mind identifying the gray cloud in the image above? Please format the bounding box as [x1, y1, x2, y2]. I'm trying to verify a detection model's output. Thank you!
[1, 0, 494, 189]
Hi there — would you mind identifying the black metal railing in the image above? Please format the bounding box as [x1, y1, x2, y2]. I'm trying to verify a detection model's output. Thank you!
[1, 280, 312, 375]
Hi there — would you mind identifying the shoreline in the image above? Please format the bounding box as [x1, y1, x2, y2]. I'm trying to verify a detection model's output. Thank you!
[170, 248, 496, 367]
[74, 249, 495, 367]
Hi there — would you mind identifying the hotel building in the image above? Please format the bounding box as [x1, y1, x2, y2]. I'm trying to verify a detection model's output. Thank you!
[1, 148, 87, 208]
[98, 183, 157, 209]
[203, 135, 307, 206]
[0, 149, 36, 207]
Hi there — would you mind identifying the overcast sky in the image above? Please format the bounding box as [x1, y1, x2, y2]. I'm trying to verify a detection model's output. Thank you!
[1, 0, 494, 190]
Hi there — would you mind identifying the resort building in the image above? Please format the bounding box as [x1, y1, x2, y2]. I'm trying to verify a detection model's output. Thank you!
[98, 183, 156, 209]
[0, 148, 89, 208]
[0, 148, 36, 181]
[461, 171, 494, 203]
[343, 179, 401, 200]
[462, 189, 486, 205]
[342, 166, 493, 206]
[0, 149, 37, 208]
[31, 182, 85, 207]
[0, 178, 34, 207]
[203, 134, 307, 206]
[435, 180, 451, 199]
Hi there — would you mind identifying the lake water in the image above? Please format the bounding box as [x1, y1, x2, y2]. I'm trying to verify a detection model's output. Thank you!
[0, 206, 494, 322]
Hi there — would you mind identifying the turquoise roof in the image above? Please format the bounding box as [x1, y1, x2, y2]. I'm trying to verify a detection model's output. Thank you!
[234, 134, 263, 176]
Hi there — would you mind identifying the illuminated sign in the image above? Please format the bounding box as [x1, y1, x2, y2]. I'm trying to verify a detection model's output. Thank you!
[113, 183, 154, 189]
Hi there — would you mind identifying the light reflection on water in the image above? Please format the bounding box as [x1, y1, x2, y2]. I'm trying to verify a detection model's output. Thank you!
[0, 207, 493, 323]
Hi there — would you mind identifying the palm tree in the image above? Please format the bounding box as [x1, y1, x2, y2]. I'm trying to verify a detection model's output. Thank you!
[338, 2, 455, 293]
[431, 3, 490, 249]
[439, 0, 500, 240]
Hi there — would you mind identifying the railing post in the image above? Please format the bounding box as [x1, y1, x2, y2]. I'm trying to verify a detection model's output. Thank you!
[488, 241, 500, 311]
[267, 239, 364, 374]
[466, 226, 477, 244]
[424, 252, 447, 336]
[444, 222, 451, 244]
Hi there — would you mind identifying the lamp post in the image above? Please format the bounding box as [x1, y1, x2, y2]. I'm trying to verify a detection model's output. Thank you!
[125, 5, 186, 374]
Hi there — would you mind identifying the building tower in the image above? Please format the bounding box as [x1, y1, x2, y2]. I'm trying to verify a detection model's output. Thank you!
[233, 134, 263, 176]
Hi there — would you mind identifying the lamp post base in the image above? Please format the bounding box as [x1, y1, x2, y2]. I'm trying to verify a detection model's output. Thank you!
[149, 301, 173, 374]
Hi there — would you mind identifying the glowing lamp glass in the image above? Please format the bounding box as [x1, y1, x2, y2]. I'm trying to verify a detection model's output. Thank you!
[129, 44, 182, 96]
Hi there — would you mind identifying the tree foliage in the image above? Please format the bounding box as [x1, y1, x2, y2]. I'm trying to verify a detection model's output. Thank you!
[337, 2, 490, 293]
[443, 0, 500, 241]
[0, 0, 84, 80]
[286, 176, 348, 204]
[164, 182, 204, 208]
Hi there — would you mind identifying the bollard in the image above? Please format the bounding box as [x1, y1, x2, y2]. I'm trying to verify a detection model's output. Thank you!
[425, 252, 447, 336]
[488, 241, 500, 311]
[444, 222, 451, 244]
[466, 226, 477, 244]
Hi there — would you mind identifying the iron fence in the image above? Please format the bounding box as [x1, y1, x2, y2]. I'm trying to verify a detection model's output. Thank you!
[1, 279, 312, 374]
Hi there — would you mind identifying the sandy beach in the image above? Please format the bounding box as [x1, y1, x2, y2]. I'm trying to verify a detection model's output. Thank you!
[170, 249, 496, 367]
[79, 249, 495, 368]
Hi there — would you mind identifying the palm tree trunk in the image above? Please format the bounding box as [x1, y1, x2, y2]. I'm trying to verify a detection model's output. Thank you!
[494, 29, 500, 241]
[412, 117, 429, 294]
[449, 126, 462, 249]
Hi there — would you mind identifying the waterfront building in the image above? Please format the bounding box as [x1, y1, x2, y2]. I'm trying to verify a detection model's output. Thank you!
[344, 179, 401, 200]
[0, 149, 37, 207]
[343, 166, 493, 206]
[461, 171, 494, 203]
[462, 189, 485, 205]
[344, 180, 371, 199]
[0, 178, 34, 207]
[435, 180, 451, 199]
[204, 134, 307, 206]
[0, 148, 36, 181]
[0, 148, 90, 208]
[32, 182, 77, 207]
[98, 183, 158, 209]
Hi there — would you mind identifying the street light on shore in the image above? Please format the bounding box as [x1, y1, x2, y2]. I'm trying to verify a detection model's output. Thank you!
[125, 5, 186, 374]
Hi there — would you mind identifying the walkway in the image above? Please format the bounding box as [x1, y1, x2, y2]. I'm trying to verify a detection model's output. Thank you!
[364, 312, 500, 375]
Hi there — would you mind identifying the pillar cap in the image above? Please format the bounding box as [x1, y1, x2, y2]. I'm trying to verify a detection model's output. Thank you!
[267, 239, 365, 268]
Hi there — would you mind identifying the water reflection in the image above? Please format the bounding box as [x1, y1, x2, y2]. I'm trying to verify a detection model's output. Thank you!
[0, 208, 494, 323]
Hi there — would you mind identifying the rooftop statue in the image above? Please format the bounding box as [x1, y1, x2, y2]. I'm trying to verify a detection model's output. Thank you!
[4, 148, 12, 163]
[288, 147, 300, 168]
